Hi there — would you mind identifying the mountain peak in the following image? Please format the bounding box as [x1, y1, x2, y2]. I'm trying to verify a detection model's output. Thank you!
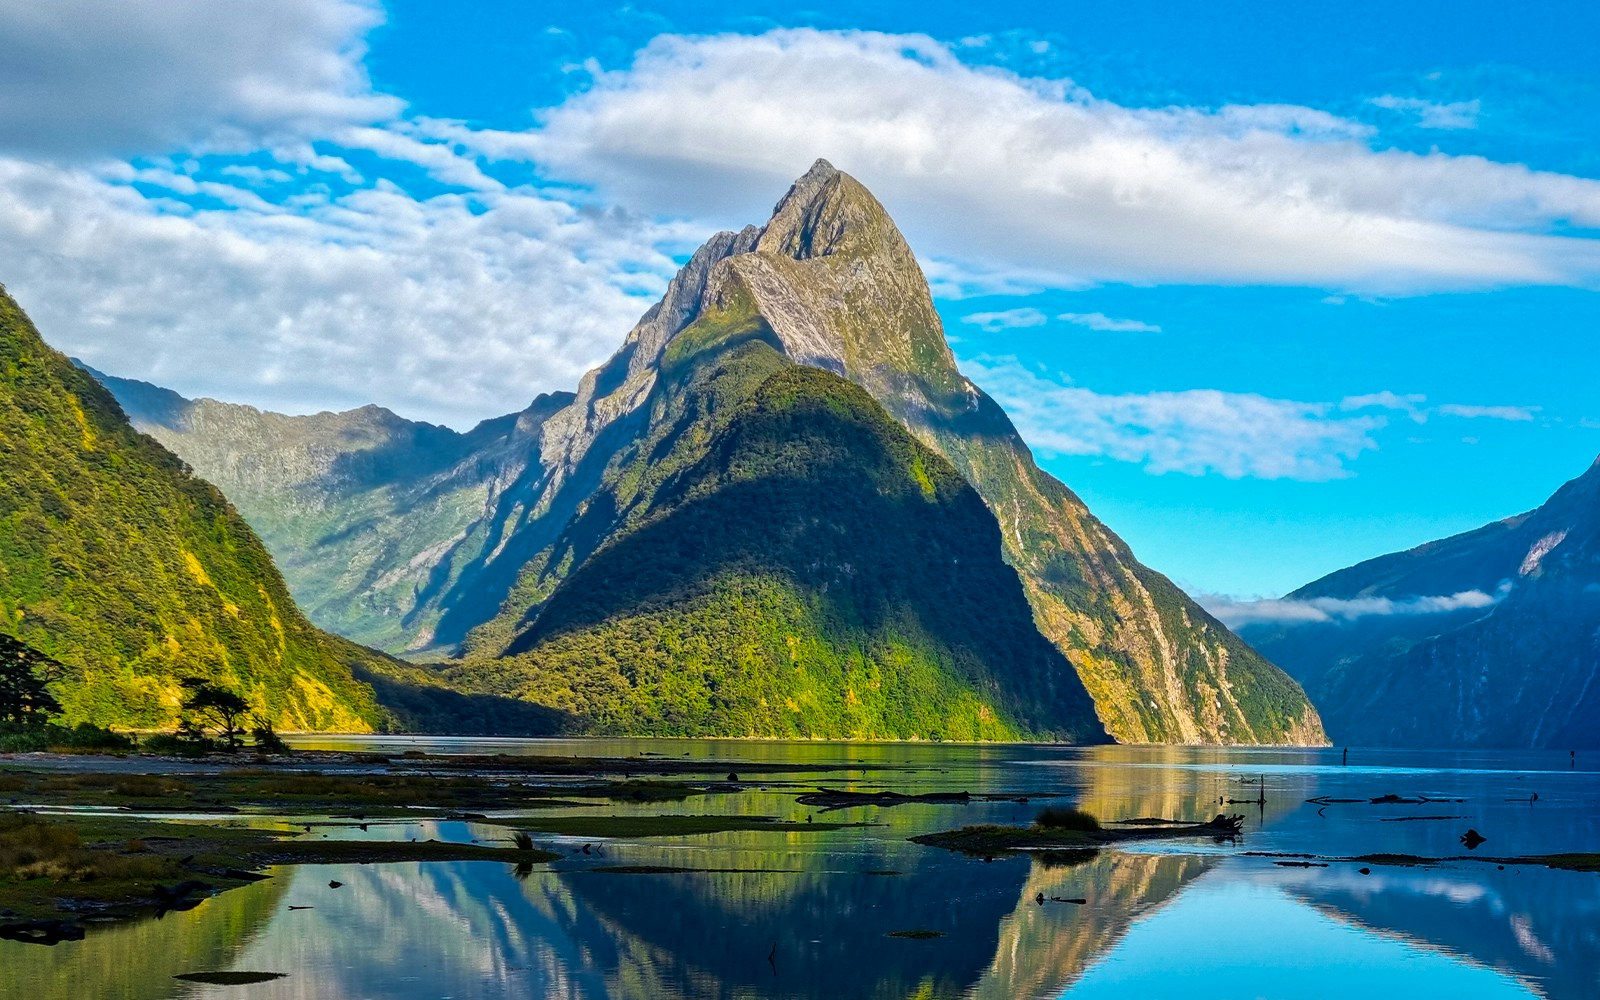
[759, 160, 902, 263]
[674, 160, 959, 387]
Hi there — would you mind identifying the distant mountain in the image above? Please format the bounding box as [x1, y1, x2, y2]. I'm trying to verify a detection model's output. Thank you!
[1242, 457, 1600, 747]
[91, 365, 575, 655]
[95, 161, 1325, 744]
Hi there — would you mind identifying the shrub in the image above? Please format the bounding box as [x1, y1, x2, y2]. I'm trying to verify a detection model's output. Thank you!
[0, 721, 131, 753]
[142, 731, 218, 756]
[249, 719, 290, 755]
[1033, 806, 1101, 832]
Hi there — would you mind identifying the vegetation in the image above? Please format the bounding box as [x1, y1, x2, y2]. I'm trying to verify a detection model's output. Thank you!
[0, 813, 191, 918]
[0, 285, 392, 731]
[0, 633, 62, 724]
[453, 336, 1103, 740]
[1034, 806, 1101, 833]
[0, 810, 557, 923]
[912, 813, 1244, 857]
[2, 286, 568, 736]
[176, 680, 252, 749]
[0, 720, 132, 753]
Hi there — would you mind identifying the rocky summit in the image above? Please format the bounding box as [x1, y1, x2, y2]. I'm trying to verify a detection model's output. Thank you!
[98, 161, 1326, 745]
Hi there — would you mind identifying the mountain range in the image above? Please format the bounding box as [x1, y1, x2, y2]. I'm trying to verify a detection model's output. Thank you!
[1243, 456, 1600, 748]
[90, 161, 1325, 743]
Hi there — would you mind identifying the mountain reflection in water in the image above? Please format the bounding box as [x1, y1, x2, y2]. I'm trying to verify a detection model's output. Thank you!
[2, 741, 1593, 999]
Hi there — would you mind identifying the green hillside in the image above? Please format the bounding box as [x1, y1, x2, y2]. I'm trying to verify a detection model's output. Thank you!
[452, 328, 1104, 740]
[0, 284, 386, 731]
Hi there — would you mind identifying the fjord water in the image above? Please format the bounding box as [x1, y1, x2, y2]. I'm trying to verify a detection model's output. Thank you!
[7, 742, 1597, 999]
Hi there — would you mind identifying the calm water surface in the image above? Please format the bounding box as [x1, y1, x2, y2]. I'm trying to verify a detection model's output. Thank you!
[6, 740, 1599, 999]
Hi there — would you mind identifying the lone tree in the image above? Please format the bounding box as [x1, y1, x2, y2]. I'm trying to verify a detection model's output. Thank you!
[0, 634, 64, 726]
[178, 679, 251, 750]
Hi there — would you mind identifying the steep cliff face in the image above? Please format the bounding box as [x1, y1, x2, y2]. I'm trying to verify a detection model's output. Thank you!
[1245, 457, 1600, 748]
[451, 346, 1105, 740]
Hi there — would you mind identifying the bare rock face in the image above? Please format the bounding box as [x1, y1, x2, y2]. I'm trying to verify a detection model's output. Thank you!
[1246, 457, 1600, 747]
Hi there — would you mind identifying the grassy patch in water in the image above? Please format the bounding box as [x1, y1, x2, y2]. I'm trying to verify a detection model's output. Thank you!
[0, 813, 263, 921]
[495, 814, 866, 838]
[1500, 853, 1600, 872]
[240, 839, 560, 866]
[887, 929, 944, 939]
[0, 767, 708, 815]
[0, 810, 557, 922]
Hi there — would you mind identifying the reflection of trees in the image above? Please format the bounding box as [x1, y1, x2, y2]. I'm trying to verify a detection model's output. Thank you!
[0, 872, 288, 1000]
[547, 837, 1218, 1000]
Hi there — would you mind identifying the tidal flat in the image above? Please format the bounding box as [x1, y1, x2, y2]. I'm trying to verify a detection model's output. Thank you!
[3, 738, 1599, 999]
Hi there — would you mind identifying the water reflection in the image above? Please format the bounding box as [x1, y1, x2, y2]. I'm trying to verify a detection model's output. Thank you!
[4, 743, 1597, 999]
[1278, 861, 1600, 999]
[2, 874, 285, 1000]
[1064, 878, 1541, 999]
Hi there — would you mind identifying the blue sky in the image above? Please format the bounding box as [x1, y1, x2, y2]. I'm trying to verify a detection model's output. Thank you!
[1, 1, 1598, 604]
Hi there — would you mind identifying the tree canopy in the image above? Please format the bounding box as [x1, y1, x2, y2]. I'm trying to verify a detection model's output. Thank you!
[0, 633, 63, 725]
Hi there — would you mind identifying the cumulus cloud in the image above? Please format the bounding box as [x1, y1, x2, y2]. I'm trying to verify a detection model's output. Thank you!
[1200, 583, 1509, 628]
[0, 0, 690, 427]
[965, 357, 1383, 480]
[1, 13, 1594, 432]
[1339, 393, 1539, 424]
[961, 307, 1048, 332]
[1057, 311, 1161, 333]
[0, 158, 675, 427]
[1369, 95, 1482, 130]
[527, 29, 1600, 293]
[0, 0, 398, 158]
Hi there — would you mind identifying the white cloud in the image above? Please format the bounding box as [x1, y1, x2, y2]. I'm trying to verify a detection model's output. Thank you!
[1369, 95, 1482, 130]
[961, 307, 1048, 332]
[1340, 391, 1428, 423]
[0, 158, 675, 428]
[0, 0, 689, 428]
[1057, 311, 1161, 332]
[527, 29, 1600, 293]
[0, 13, 1593, 434]
[0, 0, 398, 158]
[1437, 403, 1539, 421]
[965, 357, 1383, 480]
[1340, 393, 1539, 424]
[1201, 583, 1509, 628]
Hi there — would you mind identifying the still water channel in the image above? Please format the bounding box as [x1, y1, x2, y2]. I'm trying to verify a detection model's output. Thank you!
[5, 739, 1598, 999]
